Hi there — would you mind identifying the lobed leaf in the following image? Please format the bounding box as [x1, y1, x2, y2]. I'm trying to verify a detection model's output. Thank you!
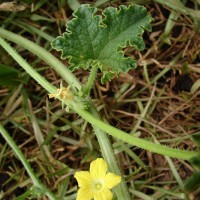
[52, 4, 152, 83]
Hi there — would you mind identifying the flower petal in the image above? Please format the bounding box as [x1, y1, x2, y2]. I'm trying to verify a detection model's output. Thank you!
[94, 188, 113, 200]
[90, 158, 107, 179]
[76, 187, 94, 200]
[105, 172, 121, 189]
[74, 171, 93, 188]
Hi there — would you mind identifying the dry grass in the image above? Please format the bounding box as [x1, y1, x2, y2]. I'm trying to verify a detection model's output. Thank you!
[0, 0, 200, 199]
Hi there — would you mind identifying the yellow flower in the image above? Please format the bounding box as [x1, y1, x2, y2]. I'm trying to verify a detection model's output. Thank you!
[48, 82, 73, 111]
[49, 84, 73, 101]
[74, 158, 121, 200]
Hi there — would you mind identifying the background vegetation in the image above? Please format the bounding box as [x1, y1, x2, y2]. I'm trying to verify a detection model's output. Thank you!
[0, 0, 200, 199]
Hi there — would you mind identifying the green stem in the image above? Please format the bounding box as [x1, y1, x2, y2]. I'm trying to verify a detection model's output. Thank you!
[154, 0, 199, 20]
[0, 37, 56, 94]
[0, 27, 81, 92]
[0, 28, 198, 200]
[0, 32, 198, 161]
[0, 29, 131, 199]
[71, 102, 198, 160]
[0, 124, 56, 200]
[83, 65, 98, 96]
[88, 103, 131, 199]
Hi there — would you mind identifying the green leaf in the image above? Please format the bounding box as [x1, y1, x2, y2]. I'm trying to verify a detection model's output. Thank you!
[192, 134, 200, 148]
[51, 4, 152, 83]
[185, 172, 200, 192]
[190, 155, 200, 171]
[0, 64, 20, 87]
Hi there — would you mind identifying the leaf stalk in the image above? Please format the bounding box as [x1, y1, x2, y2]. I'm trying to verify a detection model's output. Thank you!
[83, 64, 98, 96]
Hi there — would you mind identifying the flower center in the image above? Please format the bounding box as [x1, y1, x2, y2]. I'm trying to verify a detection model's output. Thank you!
[95, 183, 102, 190]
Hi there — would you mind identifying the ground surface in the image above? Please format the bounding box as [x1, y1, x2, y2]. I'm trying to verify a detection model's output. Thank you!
[0, 0, 200, 199]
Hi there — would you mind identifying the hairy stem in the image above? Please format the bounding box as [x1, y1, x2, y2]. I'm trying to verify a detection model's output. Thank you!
[83, 65, 98, 96]
[0, 29, 131, 199]
[88, 103, 131, 199]
[0, 35, 198, 160]
[71, 102, 198, 160]
[0, 28, 80, 91]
